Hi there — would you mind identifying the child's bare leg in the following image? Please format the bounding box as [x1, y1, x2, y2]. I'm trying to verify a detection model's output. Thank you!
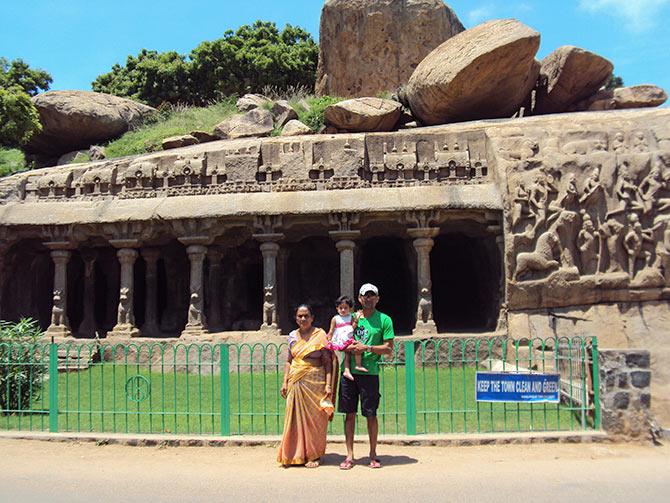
[354, 352, 368, 373]
[343, 352, 354, 381]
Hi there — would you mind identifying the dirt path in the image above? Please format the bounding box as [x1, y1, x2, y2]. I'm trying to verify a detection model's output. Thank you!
[0, 439, 668, 502]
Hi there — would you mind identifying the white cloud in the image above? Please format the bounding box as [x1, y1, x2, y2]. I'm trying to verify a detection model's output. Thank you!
[579, 0, 670, 32]
[467, 4, 495, 25]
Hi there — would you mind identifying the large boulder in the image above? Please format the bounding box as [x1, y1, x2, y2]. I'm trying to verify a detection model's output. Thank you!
[573, 84, 668, 111]
[535, 46, 613, 114]
[316, 0, 464, 98]
[612, 84, 668, 109]
[406, 19, 541, 125]
[213, 109, 274, 139]
[324, 97, 402, 132]
[25, 90, 156, 157]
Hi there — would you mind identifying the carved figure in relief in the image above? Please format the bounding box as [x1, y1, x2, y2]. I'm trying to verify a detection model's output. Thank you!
[580, 166, 605, 205]
[614, 163, 642, 212]
[117, 287, 133, 325]
[639, 165, 665, 213]
[512, 181, 531, 228]
[262, 286, 277, 328]
[51, 289, 66, 327]
[623, 214, 653, 277]
[514, 230, 560, 280]
[550, 173, 579, 215]
[632, 131, 649, 153]
[577, 212, 599, 275]
[598, 217, 626, 273]
[416, 287, 433, 324]
[612, 132, 626, 154]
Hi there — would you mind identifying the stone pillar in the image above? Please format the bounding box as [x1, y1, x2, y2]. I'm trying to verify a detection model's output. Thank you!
[179, 240, 209, 338]
[141, 248, 161, 337]
[329, 230, 361, 299]
[206, 248, 224, 331]
[409, 227, 439, 335]
[78, 249, 97, 338]
[109, 241, 140, 338]
[253, 233, 284, 334]
[45, 244, 73, 338]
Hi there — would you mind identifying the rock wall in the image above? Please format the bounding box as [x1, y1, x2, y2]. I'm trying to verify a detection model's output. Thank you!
[316, 0, 464, 97]
[599, 349, 652, 438]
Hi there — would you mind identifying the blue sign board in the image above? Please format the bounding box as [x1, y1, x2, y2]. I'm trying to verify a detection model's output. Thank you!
[475, 372, 560, 403]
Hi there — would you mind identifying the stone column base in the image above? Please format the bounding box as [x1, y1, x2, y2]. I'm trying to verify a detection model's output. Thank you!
[108, 324, 141, 338]
[180, 324, 209, 338]
[412, 321, 438, 336]
[45, 325, 72, 338]
[260, 324, 281, 336]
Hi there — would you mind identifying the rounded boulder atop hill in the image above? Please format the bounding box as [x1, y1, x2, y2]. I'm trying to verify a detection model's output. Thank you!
[25, 90, 156, 157]
[406, 19, 541, 126]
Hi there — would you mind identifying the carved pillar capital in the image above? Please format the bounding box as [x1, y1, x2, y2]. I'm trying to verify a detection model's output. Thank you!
[116, 247, 139, 264]
[404, 210, 442, 229]
[141, 247, 161, 265]
[328, 212, 360, 232]
[253, 215, 283, 235]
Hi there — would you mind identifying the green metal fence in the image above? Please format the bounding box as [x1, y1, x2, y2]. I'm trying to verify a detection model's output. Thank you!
[0, 336, 600, 436]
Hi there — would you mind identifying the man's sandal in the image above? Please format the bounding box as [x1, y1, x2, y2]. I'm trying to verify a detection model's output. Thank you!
[339, 458, 354, 470]
[369, 458, 381, 469]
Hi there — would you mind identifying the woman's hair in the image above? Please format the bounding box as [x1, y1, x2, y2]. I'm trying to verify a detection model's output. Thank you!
[334, 295, 354, 308]
[294, 304, 314, 316]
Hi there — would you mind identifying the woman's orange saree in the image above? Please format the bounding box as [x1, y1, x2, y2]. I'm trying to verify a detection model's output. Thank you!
[277, 328, 336, 466]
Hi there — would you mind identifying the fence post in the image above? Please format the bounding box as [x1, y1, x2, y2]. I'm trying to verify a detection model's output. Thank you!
[219, 343, 230, 436]
[590, 337, 601, 430]
[48, 340, 58, 433]
[404, 341, 416, 435]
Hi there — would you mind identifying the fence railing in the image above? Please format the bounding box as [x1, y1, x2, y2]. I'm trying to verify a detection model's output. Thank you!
[0, 336, 600, 436]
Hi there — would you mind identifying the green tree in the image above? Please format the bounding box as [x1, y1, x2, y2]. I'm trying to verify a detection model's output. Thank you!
[92, 50, 191, 107]
[91, 21, 318, 107]
[0, 57, 52, 96]
[189, 21, 318, 103]
[0, 58, 51, 148]
[0, 86, 42, 147]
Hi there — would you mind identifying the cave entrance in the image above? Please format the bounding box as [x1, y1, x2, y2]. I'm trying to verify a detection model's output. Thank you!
[358, 237, 415, 335]
[430, 232, 502, 332]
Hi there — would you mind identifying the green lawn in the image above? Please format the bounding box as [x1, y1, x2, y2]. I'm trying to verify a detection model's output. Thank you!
[1, 360, 592, 436]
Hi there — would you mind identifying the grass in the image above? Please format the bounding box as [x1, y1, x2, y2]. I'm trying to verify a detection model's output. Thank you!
[0, 147, 28, 177]
[104, 98, 238, 158]
[0, 92, 344, 173]
[1, 361, 591, 437]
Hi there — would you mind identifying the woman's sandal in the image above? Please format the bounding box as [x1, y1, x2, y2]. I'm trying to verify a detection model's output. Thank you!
[305, 460, 320, 468]
[369, 458, 381, 469]
[339, 458, 354, 470]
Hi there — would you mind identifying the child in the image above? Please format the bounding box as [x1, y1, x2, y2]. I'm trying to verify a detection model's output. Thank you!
[327, 295, 367, 381]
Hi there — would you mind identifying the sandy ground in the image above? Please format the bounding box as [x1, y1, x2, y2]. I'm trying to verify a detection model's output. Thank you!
[0, 439, 668, 502]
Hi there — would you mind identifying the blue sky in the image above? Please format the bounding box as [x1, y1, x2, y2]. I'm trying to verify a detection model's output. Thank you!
[2, 0, 669, 96]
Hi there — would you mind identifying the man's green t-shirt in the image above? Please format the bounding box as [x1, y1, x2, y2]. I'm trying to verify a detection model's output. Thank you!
[345, 310, 394, 375]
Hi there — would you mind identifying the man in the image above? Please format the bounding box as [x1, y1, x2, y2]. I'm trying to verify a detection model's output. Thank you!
[338, 283, 394, 470]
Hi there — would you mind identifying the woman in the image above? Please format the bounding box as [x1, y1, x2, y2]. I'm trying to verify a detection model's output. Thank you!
[277, 304, 336, 468]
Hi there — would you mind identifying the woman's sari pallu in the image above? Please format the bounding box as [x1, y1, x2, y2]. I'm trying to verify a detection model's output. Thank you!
[277, 328, 337, 465]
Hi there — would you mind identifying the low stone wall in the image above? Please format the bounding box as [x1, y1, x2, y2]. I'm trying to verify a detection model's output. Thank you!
[599, 349, 652, 438]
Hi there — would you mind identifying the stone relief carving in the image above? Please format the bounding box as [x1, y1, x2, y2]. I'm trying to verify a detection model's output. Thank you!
[507, 124, 670, 296]
[416, 287, 433, 324]
[8, 131, 494, 204]
[117, 286, 134, 325]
